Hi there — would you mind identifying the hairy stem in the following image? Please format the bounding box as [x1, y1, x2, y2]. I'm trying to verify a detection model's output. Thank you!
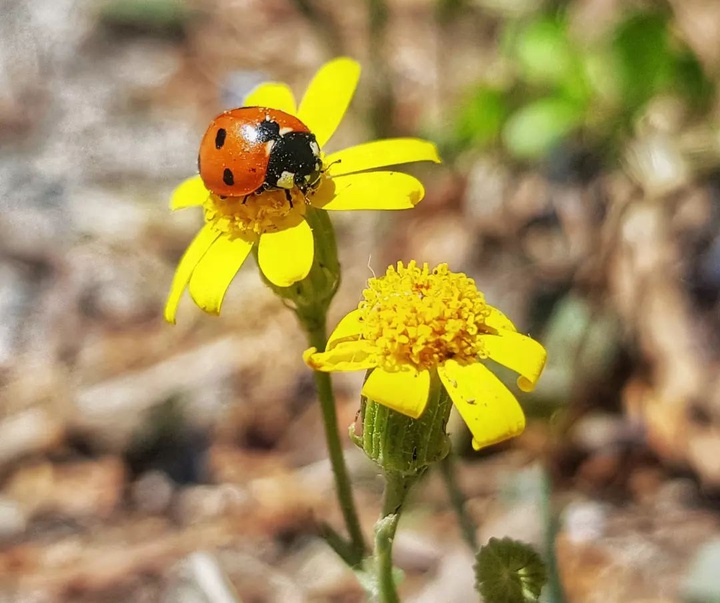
[375, 472, 416, 602]
[307, 323, 367, 565]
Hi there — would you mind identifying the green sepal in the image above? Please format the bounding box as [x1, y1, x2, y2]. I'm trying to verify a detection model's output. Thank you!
[254, 206, 341, 334]
[351, 370, 452, 477]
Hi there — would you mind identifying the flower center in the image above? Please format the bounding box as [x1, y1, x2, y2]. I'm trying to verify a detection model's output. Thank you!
[358, 261, 492, 372]
[203, 188, 308, 238]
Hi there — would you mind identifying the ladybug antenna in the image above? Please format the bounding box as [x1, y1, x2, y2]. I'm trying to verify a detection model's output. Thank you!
[323, 158, 343, 176]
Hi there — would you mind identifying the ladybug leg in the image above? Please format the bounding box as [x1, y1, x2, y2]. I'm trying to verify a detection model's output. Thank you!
[284, 189, 294, 209]
[242, 195, 250, 205]
[297, 183, 312, 205]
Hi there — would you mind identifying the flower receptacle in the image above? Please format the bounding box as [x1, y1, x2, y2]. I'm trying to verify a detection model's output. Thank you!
[352, 370, 452, 477]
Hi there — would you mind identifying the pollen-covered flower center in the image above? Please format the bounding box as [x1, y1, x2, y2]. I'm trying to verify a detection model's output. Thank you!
[203, 189, 307, 237]
[358, 261, 492, 371]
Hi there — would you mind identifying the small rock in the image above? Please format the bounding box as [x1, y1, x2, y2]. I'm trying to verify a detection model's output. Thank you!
[572, 413, 632, 452]
[163, 552, 242, 603]
[393, 530, 442, 574]
[0, 496, 28, 541]
[131, 471, 176, 516]
[0, 262, 33, 368]
[0, 409, 64, 469]
[411, 547, 476, 603]
[174, 485, 250, 526]
[562, 501, 608, 544]
[479, 501, 544, 548]
[282, 538, 361, 600]
[654, 478, 700, 512]
[71, 337, 248, 451]
[682, 539, 720, 602]
[405, 213, 475, 270]
[4, 457, 125, 520]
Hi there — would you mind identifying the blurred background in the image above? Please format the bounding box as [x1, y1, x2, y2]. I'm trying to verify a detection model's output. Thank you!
[2, 0, 720, 600]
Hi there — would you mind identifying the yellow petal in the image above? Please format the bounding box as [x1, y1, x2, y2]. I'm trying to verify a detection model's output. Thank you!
[258, 219, 314, 287]
[164, 224, 220, 324]
[327, 309, 365, 350]
[297, 57, 361, 147]
[244, 82, 297, 114]
[170, 175, 210, 210]
[361, 367, 431, 419]
[188, 235, 254, 316]
[484, 306, 518, 333]
[303, 342, 378, 372]
[311, 172, 425, 211]
[438, 359, 526, 450]
[325, 139, 441, 176]
[478, 331, 547, 391]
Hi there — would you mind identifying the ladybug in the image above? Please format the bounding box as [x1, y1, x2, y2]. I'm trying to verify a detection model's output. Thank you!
[197, 107, 323, 204]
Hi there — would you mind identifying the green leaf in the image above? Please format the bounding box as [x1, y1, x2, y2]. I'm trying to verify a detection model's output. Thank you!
[502, 97, 584, 159]
[475, 537, 547, 603]
[98, 0, 191, 36]
[512, 17, 574, 87]
[454, 86, 509, 149]
[610, 11, 675, 111]
[674, 51, 714, 112]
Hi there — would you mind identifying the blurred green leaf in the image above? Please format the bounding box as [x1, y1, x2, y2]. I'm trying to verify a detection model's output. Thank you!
[475, 537, 548, 603]
[610, 12, 675, 111]
[674, 51, 714, 111]
[512, 17, 574, 87]
[99, 0, 190, 35]
[454, 86, 509, 149]
[435, 0, 469, 23]
[502, 96, 584, 159]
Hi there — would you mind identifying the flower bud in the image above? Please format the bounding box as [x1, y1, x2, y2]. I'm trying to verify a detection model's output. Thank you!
[352, 371, 452, 477]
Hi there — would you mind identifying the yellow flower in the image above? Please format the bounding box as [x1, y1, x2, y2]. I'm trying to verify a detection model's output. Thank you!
[165, 58, 440, 323]
[304, 262, 547, 450]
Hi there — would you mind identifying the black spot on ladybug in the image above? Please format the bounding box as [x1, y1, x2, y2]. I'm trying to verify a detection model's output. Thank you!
[223, 168, 234, 186]
[215, 128, 227, 149]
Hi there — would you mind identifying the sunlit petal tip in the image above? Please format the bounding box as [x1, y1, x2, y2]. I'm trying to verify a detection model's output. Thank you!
[188, 235, 254, 316]
[243, 82, 297, 115]
[312, 172, 425, 211]
[258, 219, 314, 287]
[361, 367, 431, 419]
[478, 332, 547, 391]
[164, 225, 220, 324]
[303, 347, 319, 367]
[304, 341, 377, 372]
[170, 175, 210, 211]
[298, 57, 362, 147]
[325, 138, 442, 177]
[471, 419, 525, 450]
[439, 359, 527, 450]
[163, 299, 180, 325]
[517, 377, 535, 392]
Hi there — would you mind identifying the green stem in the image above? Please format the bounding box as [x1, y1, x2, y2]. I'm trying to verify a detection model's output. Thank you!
[375, 472, 415, 603]
[440, 453, 478, 551]
[307, 323, 367, 566]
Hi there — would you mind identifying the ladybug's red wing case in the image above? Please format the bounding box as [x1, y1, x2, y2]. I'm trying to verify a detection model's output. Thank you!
[198, 107, 323, 199]
[198, 107, 271, 197]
